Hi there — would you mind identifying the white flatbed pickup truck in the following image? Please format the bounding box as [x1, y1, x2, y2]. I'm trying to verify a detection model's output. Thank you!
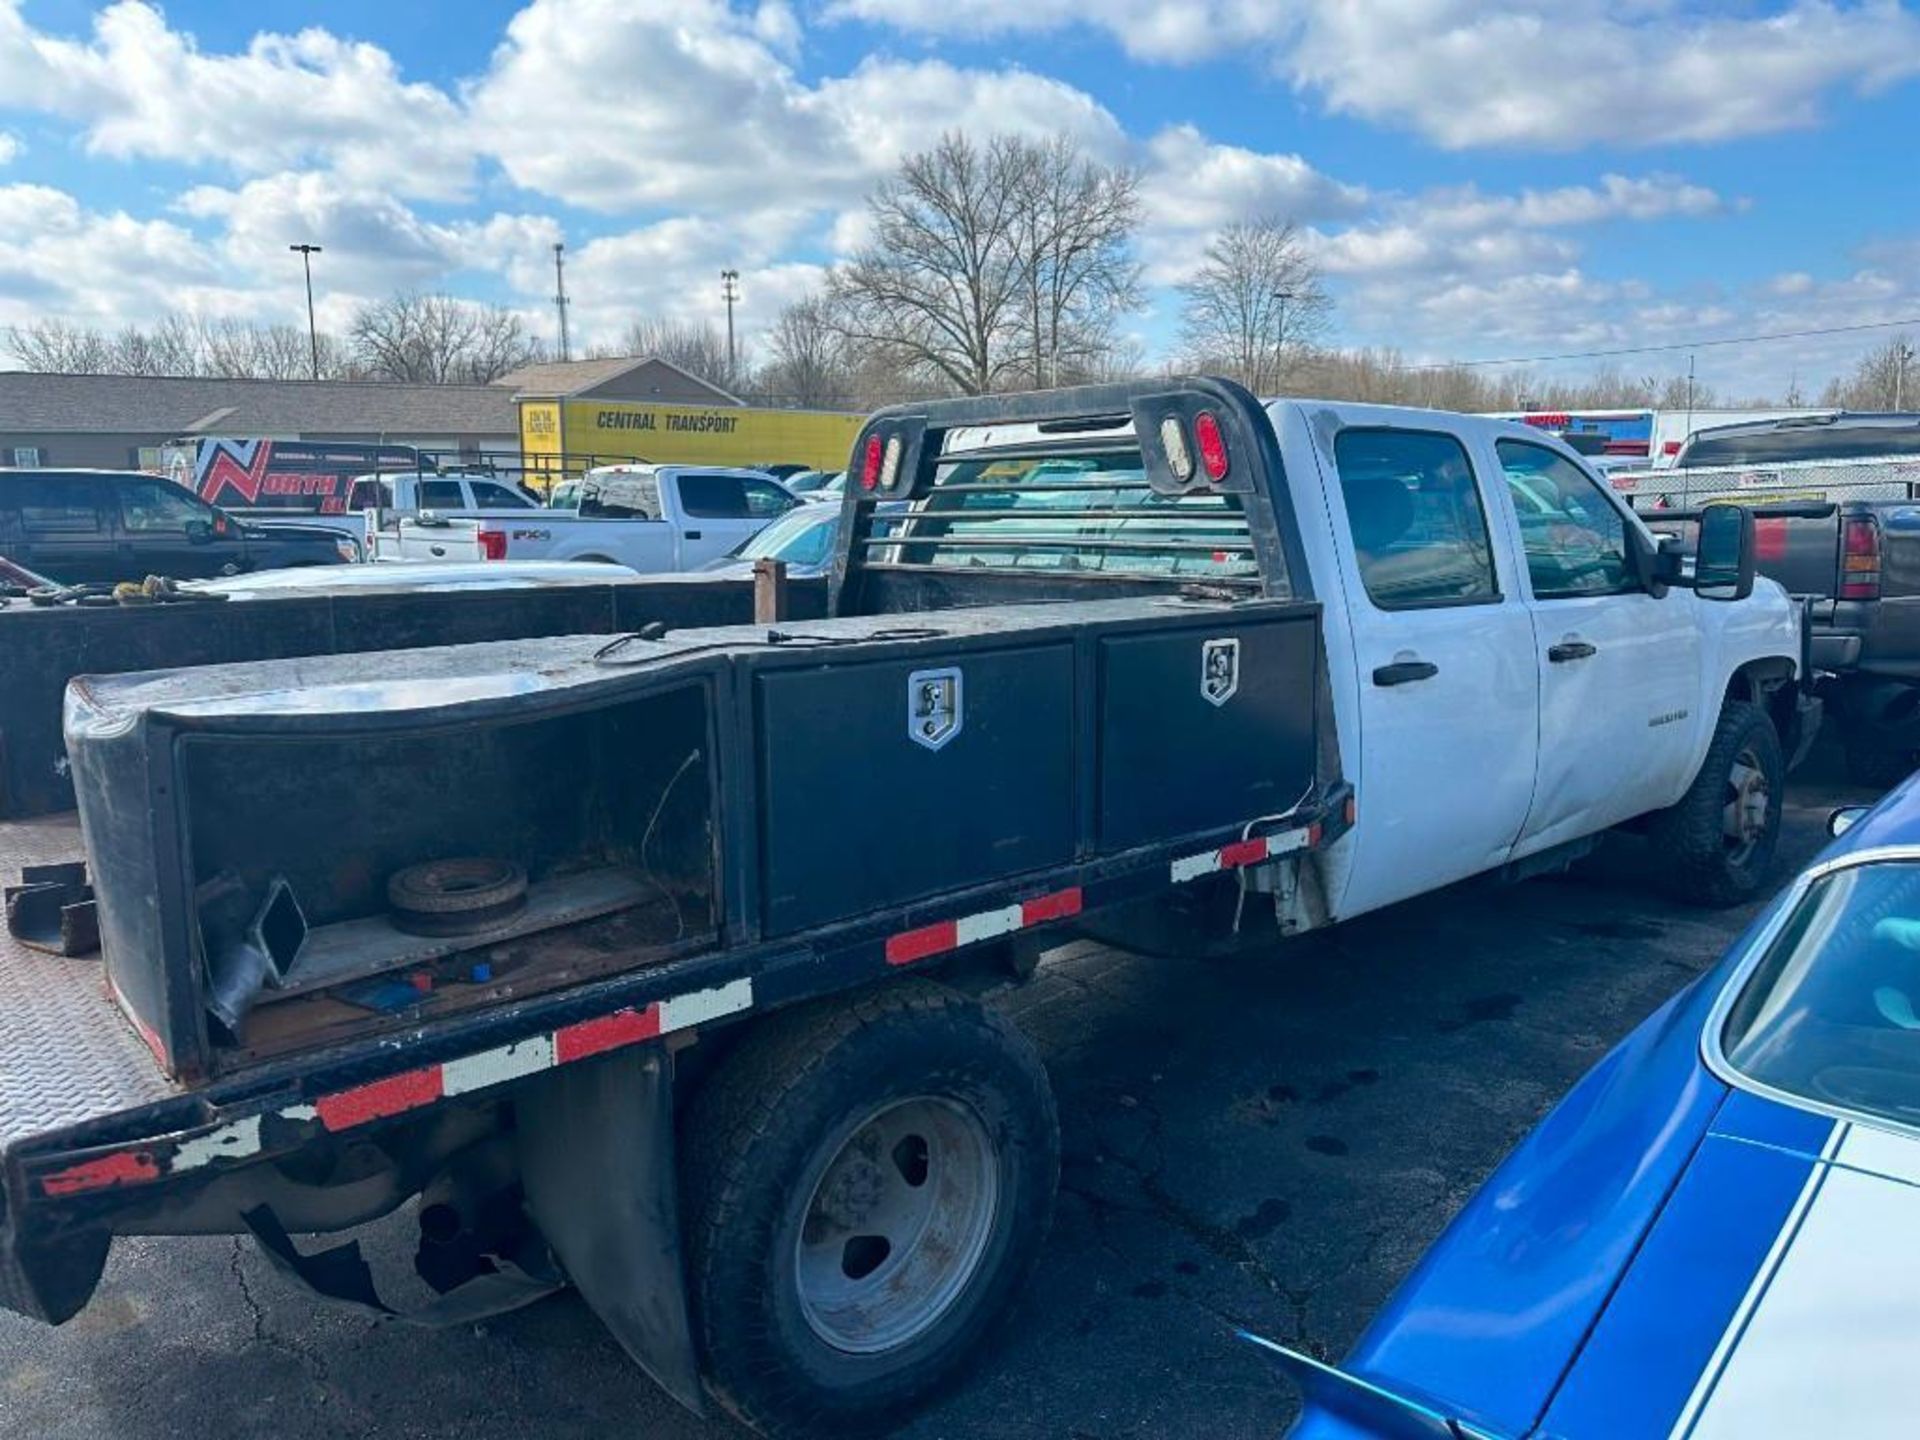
[0, 379, 1814, 1440]
[366, 464, 802, 571]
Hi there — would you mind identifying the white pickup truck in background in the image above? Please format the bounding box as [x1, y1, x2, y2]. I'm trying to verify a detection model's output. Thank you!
[367, 464, 802, 570]
[245, 471, 546, 560]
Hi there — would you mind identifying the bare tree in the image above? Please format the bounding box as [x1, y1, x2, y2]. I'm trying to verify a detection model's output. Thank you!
[828, 133, 1038, 395]
[1176, 218, 1331, 394]
[753, 295, 854, 408]
[1009, 137, 1141, 387]
[1822, 335, 1918, 410]
[604, 318, 736, 390]
[6, 320, 112, 372]
[350, 293, 542, 383]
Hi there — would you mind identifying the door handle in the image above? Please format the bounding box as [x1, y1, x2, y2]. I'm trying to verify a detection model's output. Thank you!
[685, 530, 703, 541]
[1372, 660, 1439, 687]
[1548, 641, 1597, 663]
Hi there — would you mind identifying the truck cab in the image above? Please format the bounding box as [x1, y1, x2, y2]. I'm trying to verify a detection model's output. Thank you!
[0, 469, 352, 584]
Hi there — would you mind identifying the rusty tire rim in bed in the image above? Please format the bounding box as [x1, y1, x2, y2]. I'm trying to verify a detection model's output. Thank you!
[386, 857, 530, 937]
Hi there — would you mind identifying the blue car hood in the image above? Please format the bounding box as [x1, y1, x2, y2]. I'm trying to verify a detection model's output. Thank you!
[1290, 971, 1731, 1440]
[1540, 1090, 1920, 1438]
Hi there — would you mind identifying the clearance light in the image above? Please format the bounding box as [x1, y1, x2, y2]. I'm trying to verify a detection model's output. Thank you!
[1160, 416, 1195, 483]
[860, 434, 884, 491]
[1194, 410, 1230, 481]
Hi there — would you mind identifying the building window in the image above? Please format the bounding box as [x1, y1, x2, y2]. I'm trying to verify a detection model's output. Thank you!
[7, 446, 42, 468]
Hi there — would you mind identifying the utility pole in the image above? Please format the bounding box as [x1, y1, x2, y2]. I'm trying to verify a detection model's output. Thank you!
[1896, 339, 1915, 411]
[552, 243, 572, 362]
[289, 244, 323, 380]
[1271, 288, 1295, 393]
[721, 269, 740, 382]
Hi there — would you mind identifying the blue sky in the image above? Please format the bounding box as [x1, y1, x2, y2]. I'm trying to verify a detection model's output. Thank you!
[2, 0, 1918, 396]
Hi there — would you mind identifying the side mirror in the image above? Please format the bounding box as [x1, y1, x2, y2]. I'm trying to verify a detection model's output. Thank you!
[1829, 805, 1872, 838]
[1695, 503, 1755, 602]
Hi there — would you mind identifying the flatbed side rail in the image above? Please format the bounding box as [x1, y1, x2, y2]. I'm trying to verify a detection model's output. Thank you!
[830, 376, 1313, 616]
[5, 787, 1354, 1227]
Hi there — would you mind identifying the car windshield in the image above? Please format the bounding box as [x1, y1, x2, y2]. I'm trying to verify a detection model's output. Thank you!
[1721, 859, 1920, 1130]
[733, 506, 838, 565]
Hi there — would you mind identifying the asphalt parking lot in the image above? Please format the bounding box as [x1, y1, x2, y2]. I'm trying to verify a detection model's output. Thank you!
[0, 753, 1876, 1440]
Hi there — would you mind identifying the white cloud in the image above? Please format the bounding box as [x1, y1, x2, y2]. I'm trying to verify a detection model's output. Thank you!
[0, 1, 471, 197]
[466, 0, 1122, 214]
[834, 0, 1920, 150]
[0, 184, 234, 328]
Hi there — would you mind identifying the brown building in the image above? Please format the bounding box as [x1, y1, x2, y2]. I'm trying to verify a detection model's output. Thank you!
[0, 357, 732, 472]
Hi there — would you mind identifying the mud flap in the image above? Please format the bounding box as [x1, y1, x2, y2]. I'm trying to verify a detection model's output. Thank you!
[241, 1205, 563, 1327]
[513, 1047, 706, 1417]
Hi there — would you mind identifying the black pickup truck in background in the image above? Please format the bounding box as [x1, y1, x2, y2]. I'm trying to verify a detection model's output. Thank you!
[1647, 497, 1920, 784]
[0, 469, 351, 584]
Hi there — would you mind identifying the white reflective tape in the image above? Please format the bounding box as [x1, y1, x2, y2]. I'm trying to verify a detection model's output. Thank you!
[442, 1035, 555, 1097]
[1171, 850, 1222, 884]
[658, 977, 754, 1033]
[956, 904, 1025, 946]
[172, 1115, 264, 1172]
[1267, 829, 1312, 858]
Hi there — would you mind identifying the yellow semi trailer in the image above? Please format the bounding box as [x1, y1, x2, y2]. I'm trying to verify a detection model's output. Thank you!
[518, 397, 864, 486]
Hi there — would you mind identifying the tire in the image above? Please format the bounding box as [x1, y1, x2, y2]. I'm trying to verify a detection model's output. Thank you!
[1843, 727, 1918, 790]
[1647, 700, 1784, 907]
[681, 980, 1058, 1437]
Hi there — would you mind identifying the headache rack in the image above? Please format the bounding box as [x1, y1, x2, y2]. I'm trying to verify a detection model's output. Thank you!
[831, 378, 1307, 616]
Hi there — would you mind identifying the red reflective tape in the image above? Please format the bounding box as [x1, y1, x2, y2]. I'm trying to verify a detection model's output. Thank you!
[555, 1006, 661, 1063]
[887, 919, 958, 966]
[1021, 888, 1083, 926]
[1219, 838, 1268, 869]
[315, 1066, 444, 1132]
[41, 1150, 161, 1197]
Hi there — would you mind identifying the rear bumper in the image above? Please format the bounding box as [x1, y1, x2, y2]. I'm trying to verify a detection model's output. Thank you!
[1811, 632, 1861, 669]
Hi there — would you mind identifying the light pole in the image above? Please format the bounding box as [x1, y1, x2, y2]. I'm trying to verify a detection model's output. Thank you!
[289, 244, 323, 380]
[720, 269, 740, 382]
[1271, 288, 1295, 391]
[1895, 340, 1914, 411]
[552, 243, 572, 362]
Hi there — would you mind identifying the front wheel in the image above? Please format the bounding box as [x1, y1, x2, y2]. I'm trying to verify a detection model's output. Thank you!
[1647, 700, 1783, 907]
[681, 980, 1058, 1437]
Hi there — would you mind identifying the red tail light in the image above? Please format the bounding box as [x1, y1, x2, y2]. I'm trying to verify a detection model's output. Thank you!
[1193, 410, 1230, 481]
[859, 434, 883, 491]
[1841, 515, 1880, 599]
[477, 529, 507, 561]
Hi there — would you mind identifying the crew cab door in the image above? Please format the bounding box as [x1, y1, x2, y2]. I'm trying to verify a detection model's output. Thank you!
[1321, 425, 1540, 917]
[671, 473, 798, 567]
[1491, 438, 1702, 852]
[114, 475, 236, 580]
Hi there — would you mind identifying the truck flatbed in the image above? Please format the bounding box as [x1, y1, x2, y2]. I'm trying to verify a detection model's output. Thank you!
[0, 813, 180, 1156]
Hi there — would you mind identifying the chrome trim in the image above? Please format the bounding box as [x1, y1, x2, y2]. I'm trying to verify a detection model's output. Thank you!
[1700, 844, 1920, 1145]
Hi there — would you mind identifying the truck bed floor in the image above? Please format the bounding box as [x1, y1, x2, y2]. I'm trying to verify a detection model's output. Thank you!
[1, 815, 178, 1157]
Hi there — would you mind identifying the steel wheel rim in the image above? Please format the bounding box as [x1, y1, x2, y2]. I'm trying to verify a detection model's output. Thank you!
[793, 1096, 1000, 1355]
[1722, 745, 1772, 865]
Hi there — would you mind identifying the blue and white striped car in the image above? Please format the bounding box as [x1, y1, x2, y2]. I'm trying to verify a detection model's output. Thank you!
[1262, 771, 1920, 1439]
